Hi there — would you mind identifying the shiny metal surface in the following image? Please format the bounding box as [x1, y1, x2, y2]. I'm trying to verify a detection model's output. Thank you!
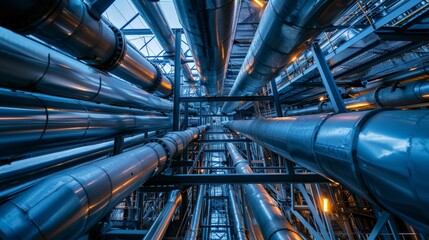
[224, 110, 429, 230]
[0, 126, 206, 239]
[226, 141, 303, 240]
[186, 185, 205, 240]
[0, 88, 171, 160]
[0, 27, 174, 112]
[143, 190, 182, 240]
[0, 132, 158, 199]
[227, 185, 248, 240]
[131, 0, 195, 83]
[0, 0, 173, 97]
[285, 80, 429, 115]
[222, 0, 355, 113]
[174, 0, 240, 96]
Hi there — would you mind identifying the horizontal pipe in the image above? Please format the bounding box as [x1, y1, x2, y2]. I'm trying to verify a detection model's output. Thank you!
[174, 0, 240, 96]
[0, 0, 172, 97]
[0, 126, 206, 239]
[186, 185, 205, 240]
[224, 110, 429, 231]
[0, 132, 159, 199]
[143, 190, 182, 240]
[227, 185, 248, 240]
[0, 27, 173, 112]
[131, 0, 195, 83]
[285, 80, 429, 116]
[222, 0, 355, 113]
[0, 88, 171, 160]
[226, 142, 303, 240]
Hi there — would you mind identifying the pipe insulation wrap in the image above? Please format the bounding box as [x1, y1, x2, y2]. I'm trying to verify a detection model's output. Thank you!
[224, 110, 429, 230]
[0, 125, 207, 239]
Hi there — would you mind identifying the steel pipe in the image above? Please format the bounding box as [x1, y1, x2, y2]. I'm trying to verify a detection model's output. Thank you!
[227, 185, 248, 240]
[131, 0, 195, 83]
[0, 27, 173, 112]
[0, 0, 172, 97]
[285, 80, 429, 116]
[224, 110, 429, 231]
[0, 132, 159, 199]
[222, 0, 355, 113]
[0, 126, 206, 239]
[0, 88, 171, 160]
[143, 190, 182, 240]
[174, 0, 240, 96]
[186, 185, 205, 240]
[226, 142, 303, 240]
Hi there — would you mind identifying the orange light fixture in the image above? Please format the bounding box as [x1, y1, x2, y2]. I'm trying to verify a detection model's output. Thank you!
[252, 0, 265, 8]
[323, 198, 329, 212]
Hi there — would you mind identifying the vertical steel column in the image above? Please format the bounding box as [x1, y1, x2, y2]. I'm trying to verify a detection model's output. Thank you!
[270, 79, 283, 117]
[183, 103, 189, 130]
[311, 42, 347, 113]
[113, 136, 124, 156]
[173, 29, 182, 131]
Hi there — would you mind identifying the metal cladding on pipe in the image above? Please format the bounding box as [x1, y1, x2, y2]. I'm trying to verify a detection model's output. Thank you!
[221, 0, 355, 113]
[186, 185, 205, 240]
[131, 0, 195, 83]
[224, 110, 429, 230]
[285, 80, 429, 116]
[174, 0, 241, 96]
[0, 0, 172, 97]
[0, 126, 206, 239]
[144, 190, 182, 240]
[0, 88, 171, 160]
[0, 132, 159, 199]
[226, 142, 303, 240]
[227, 185, 248, 240]
[0, 27, 174, 112]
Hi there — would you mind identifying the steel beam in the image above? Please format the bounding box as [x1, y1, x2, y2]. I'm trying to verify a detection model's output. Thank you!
[173, 29, 182, 131]
[145, 174, 328, 185]
[180, 96, 273, 102]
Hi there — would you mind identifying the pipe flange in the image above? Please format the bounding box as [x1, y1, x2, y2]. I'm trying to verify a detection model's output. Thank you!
[151, 138, 172, 166]
[146, 62, 164, 93]
[98, 24, 127, 71]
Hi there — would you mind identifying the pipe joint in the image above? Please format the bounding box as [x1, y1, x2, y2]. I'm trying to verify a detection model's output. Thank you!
[97, 24, 126, 71]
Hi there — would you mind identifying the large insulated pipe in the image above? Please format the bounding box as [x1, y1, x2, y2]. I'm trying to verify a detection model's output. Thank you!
[144, 190, 182, 240]
[131, 0, 195, 83]
[0, 27, 173, 112]
[0, 132, 159, 199]
[0, 126, 206, 239]
[186, 185, 206, 240]
[174, 0, 240, 96]
[227, 185, 248, 240]
[0, 88, 171, 160]
[0, 0, 172, 97]
[285, 80, 429, 116]
[226, 142, 302, 240]
[222, 0, 355, 113]
[224, 110, 429, 231]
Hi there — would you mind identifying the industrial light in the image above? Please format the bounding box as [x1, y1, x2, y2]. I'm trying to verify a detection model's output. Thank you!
[252, 0, 266, 8]
[319, 96, 326, 102]
[323, 198, 329, 212]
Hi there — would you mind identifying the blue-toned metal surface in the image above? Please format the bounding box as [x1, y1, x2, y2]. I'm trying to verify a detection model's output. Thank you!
[143, 190, 182, 240]
[224, 109, 429, 230]
[0, 0, 173, 97]
[226, 141, 303, 240]
[222, 0, 355, 113]
[174, 0, 241, 97]
[0, 126, 207, 239]
[0, 88, 171, 160]
[0, 27, 174, 112]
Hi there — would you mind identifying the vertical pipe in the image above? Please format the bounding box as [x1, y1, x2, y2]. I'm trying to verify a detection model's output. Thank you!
[186, 185, 206, 240]
[226, 142, 303, 240]
[227, 185, 248, 240]
[143, 190, 182, 240]
[173, 29, 182, 131]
